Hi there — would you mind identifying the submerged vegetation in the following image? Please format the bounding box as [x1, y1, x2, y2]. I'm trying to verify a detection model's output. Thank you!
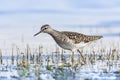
[0, 41, 120, 80]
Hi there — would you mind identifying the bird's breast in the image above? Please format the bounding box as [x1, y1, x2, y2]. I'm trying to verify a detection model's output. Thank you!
[52, 34, 74, 50]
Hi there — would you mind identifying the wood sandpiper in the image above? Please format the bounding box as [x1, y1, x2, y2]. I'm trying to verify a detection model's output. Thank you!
[34, 24, 103, 64]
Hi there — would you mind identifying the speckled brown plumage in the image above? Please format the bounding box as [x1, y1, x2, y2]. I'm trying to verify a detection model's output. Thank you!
[62, 31, 103, 44]
[34, 24, 103, 64]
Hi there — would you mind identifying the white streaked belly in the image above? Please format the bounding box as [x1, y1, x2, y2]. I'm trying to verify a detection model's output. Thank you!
[75, 42, 91, 49]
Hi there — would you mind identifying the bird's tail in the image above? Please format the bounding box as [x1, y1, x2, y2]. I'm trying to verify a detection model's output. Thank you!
[86, 35, 103, 42]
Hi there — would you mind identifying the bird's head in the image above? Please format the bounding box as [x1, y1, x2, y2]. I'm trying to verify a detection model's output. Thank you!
[34, 24, 52, 36]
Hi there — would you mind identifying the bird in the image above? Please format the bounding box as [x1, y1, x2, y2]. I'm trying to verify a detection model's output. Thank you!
[34, 24, 103, 64]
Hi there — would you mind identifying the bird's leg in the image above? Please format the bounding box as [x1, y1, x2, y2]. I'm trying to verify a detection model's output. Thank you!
[71, 51, 74, 65]
[77, 49, 86, 64]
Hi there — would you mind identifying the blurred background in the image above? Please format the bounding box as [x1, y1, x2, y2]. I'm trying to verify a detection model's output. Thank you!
[0, 0, 120, 54]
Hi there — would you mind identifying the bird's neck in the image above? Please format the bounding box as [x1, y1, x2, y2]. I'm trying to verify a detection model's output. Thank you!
[48, 29, 61, 42]
[47, 29, 61, 38]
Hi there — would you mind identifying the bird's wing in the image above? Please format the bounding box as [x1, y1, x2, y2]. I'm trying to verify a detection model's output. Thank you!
[62, 31, 103, 44]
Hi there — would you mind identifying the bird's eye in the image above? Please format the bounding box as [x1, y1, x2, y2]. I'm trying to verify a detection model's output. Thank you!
[43, 27, 48, 30]
[44, 27, 47, 29]
[41, 27, 48, 31]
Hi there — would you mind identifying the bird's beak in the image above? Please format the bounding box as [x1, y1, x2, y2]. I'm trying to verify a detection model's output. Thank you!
[34, 31, 41, 36]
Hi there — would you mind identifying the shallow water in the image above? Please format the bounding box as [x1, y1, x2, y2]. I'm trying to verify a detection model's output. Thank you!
[0, 51, 120, 80]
